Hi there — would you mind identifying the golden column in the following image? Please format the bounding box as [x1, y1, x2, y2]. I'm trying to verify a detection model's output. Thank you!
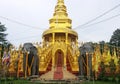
[66, 33, 68, 44]
[52, 52, 55, 67]
[52, 33, 55, 44]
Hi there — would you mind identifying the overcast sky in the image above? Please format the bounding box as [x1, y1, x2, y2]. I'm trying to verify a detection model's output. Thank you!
[0, 0, 120, 46]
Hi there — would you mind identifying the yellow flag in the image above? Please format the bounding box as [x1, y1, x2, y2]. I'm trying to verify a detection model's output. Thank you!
[107, 50, 111, 63]
[114, 48, 118, 65]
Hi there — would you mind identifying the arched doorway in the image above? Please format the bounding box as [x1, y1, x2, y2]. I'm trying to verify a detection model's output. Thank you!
[55, 49, 64, 67]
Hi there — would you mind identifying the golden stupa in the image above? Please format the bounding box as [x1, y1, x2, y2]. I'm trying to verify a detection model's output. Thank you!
[5, 0, 120, 79]
[39, 0, 79, 72]
[7, 0, 80, 76]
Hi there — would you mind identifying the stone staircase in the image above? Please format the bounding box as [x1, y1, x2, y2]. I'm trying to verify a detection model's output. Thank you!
[35, 68, 77, 80]
[54, 67, 63, 80]
[37, 69, 54, 80]
[63, 69, 77, 80]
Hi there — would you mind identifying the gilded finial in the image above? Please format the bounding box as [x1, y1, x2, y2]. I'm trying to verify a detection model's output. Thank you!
[58, 0, 64, 4]
[58, 0, 64, 2]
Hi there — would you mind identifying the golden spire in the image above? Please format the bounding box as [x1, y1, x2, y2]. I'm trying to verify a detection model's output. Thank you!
[48, 0, 72, 29]
[57, 0, 64, 4]
[54, 0, 67, 16]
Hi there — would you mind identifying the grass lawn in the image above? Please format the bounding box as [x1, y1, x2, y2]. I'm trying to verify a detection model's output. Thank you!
[83, 81, 118, 84]
[0, 78, 119, 84]
[0, 77, 35, 84]
[0, 79, 33, 84]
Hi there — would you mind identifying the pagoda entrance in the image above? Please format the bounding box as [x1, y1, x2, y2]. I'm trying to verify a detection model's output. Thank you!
[54, 49, 64, 79]
[55, 49, 64, 67]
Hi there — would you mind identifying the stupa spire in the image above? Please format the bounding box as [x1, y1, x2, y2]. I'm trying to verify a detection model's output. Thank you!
[49, 0, 72, 29]
[57, 0, 64, 4]
[54, 0, 67, 16]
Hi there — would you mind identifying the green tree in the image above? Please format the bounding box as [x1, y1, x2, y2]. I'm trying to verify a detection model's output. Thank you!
[99, 41, 105, 55]
[98, 61, 106, 80]
[109, 43, 114, 56]
[109, 59, 116, 74]
[110, 29, 120, 47]
[110, 29, 120, 57]
[0, 22, 7, 43]
[109, 59, 116, 81]
[118, 59, 120, 74]
[0, 22, 11, 57]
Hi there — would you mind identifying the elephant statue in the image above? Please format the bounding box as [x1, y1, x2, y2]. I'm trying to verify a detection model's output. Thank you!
[78, 42, 94, 80]
[22, 43, 39, 77]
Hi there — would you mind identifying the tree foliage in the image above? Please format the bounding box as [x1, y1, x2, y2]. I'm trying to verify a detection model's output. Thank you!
[110, 29, 120, 47]
[109, 59, 116, 75]
[98, 62, 106, 80]
[110, 29, 120, 57]
[0, 22, 7, 43]
[99, 41, 105, 55]
[0, 22, 12, 57]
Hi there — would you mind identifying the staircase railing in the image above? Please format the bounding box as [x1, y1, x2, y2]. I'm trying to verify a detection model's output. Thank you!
[67, 44, 79, 71]
[39, 44, 53, 71]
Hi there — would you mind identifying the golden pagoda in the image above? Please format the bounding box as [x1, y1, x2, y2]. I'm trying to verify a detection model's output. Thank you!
[5, 0, 120, 79]
[39, 0, 79, 73]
